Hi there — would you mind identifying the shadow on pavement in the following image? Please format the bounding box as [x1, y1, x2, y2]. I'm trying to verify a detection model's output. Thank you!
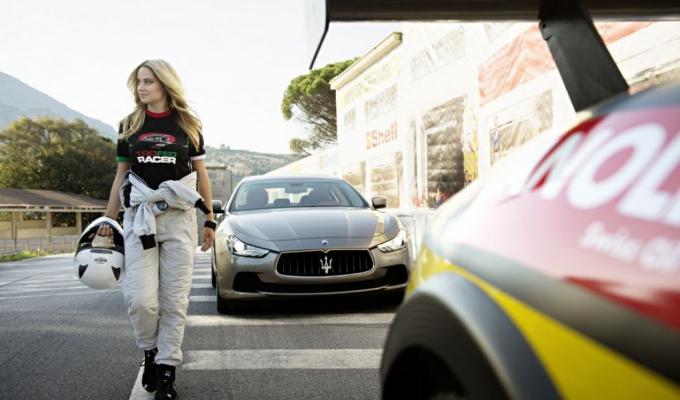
[228, 291, 404, 316]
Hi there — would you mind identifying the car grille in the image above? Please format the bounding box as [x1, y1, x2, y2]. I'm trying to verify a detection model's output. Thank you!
[276, 250, 373, 276]
[233, 265, 408, 294]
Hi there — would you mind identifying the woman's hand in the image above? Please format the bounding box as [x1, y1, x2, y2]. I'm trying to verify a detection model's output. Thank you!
[201, 227, 215, 252]
[88, 222, 113, 239]
[97, 223, 114, 237]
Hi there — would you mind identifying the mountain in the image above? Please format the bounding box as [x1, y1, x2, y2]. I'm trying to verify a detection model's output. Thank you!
[0, 71, 117, 140]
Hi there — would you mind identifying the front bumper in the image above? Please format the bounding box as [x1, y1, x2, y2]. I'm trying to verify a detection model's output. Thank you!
[216, 246, 411, 301]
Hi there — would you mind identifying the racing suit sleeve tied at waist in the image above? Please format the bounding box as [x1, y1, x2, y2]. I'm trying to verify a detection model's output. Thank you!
[119, 170, 209, 250]
[194, 199, 211, 215]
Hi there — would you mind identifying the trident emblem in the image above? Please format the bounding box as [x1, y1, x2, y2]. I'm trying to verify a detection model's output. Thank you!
[320, 255, 333, 274]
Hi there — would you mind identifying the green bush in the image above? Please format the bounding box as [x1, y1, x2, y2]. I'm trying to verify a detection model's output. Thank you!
[0, 249, 55, 263]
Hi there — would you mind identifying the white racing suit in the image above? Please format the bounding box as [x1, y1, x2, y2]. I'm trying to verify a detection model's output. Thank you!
[119, 170, 209, 366]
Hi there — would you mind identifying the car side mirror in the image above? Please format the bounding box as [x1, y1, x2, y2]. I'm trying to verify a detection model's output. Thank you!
[212, 200, 224, 214]
[372, 196, 387, 209]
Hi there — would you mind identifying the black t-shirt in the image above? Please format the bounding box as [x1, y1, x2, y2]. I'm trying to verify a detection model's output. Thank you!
[116, 110, 205, 189]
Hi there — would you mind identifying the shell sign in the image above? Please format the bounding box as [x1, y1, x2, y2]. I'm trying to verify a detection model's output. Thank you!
[366, 122, 397, 150]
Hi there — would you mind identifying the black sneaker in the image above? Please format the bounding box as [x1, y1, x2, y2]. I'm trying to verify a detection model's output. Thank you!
[155, 364, 178, 400]
[141, 348, 158, 392]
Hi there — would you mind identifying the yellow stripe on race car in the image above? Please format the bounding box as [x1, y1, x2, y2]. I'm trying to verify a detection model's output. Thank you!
[409, 245, 680, 400]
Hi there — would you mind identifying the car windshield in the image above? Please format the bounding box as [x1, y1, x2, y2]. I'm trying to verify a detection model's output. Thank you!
[229, 179, 369, 212]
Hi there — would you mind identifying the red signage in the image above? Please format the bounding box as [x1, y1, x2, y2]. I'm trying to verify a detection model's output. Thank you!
[366, 122, 397, 149]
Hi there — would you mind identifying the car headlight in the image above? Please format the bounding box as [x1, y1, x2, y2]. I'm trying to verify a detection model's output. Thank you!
[227, 236, 269, 258]
[377, 230, 407, 252]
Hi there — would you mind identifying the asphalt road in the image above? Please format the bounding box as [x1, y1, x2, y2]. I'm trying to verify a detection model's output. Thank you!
[0, 251, 398, 400]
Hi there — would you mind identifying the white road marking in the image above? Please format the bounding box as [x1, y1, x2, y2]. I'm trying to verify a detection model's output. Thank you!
[13, 278, 79, 285]
[0, 259, 72, 267]
[189, 296, 213, 302]
[0, 288, 120, 300]
[191, 283, 212, 289]
[186, 313, 394, 326]
[0, 264, 73, 271]
[0, 285, 86, 294]
[183, 349, 382, 370]
[128, 367, 153, 400]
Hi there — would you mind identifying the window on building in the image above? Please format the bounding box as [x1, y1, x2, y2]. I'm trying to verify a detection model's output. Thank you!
[431, 27, 466, 65]
[421, 97, 467, 208]
[365, 85, 398, 122]
[370, 153, 402, 208]
[22, 212, 47, 221]
[488, 90, 553, 165]
[82, 213, 103, 228]
[344, 109, 356, 131]
[52, 212, 76, 228]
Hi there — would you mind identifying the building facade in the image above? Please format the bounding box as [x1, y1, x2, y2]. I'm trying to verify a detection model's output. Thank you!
[270, 21, 680, 209]
[0, 189, 108, 254]
[205, 162, 233, 205]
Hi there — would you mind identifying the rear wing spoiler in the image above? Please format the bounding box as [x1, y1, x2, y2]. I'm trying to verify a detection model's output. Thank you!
[322, 0, 680, 21]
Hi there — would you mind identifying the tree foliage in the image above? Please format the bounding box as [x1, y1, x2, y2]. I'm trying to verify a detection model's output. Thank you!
[281, 58, 356, 155]
[288, 138, 311, 157]
[0, 117, 116, 199]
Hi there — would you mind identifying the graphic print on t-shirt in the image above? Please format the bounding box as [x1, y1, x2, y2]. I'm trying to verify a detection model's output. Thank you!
[136, 132, 178, 164]
[116, 111, 205, 189]
[139, 132, 177, 147]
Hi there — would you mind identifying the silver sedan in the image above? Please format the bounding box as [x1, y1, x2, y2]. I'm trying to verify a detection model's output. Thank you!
[210, 175, 412, 313]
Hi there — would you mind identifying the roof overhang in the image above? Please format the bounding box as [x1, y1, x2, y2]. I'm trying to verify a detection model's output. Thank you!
[330, 32, 402, 91]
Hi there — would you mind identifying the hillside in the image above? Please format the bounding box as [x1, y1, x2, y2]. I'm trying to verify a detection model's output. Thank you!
[205, 145, 300, 183]
[0, 71, 117, 140]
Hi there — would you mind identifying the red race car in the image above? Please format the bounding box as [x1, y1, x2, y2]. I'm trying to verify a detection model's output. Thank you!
[382, 83, 680, 399]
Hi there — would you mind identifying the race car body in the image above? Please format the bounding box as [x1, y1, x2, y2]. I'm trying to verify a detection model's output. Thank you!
[381, 84, 680, 399]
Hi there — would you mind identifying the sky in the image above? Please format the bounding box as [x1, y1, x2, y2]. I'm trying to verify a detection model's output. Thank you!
[0, 0, 401, 154]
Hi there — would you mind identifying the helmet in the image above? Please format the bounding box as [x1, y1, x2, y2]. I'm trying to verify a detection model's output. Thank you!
[74, 216, 125, 289]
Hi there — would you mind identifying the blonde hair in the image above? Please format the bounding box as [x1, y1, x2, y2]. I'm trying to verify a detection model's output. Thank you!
[119, 59, 202, 150]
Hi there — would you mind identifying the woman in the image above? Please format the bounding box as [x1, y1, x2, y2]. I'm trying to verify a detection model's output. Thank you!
[97, 59, 215, 400]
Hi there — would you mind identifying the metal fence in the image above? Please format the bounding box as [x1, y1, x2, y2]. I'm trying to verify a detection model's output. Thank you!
[0, 236, 78, 255]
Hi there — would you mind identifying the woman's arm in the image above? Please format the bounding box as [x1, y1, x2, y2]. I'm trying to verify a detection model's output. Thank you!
[192, 159, 215, 251]
[97, 162, 130, 236]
